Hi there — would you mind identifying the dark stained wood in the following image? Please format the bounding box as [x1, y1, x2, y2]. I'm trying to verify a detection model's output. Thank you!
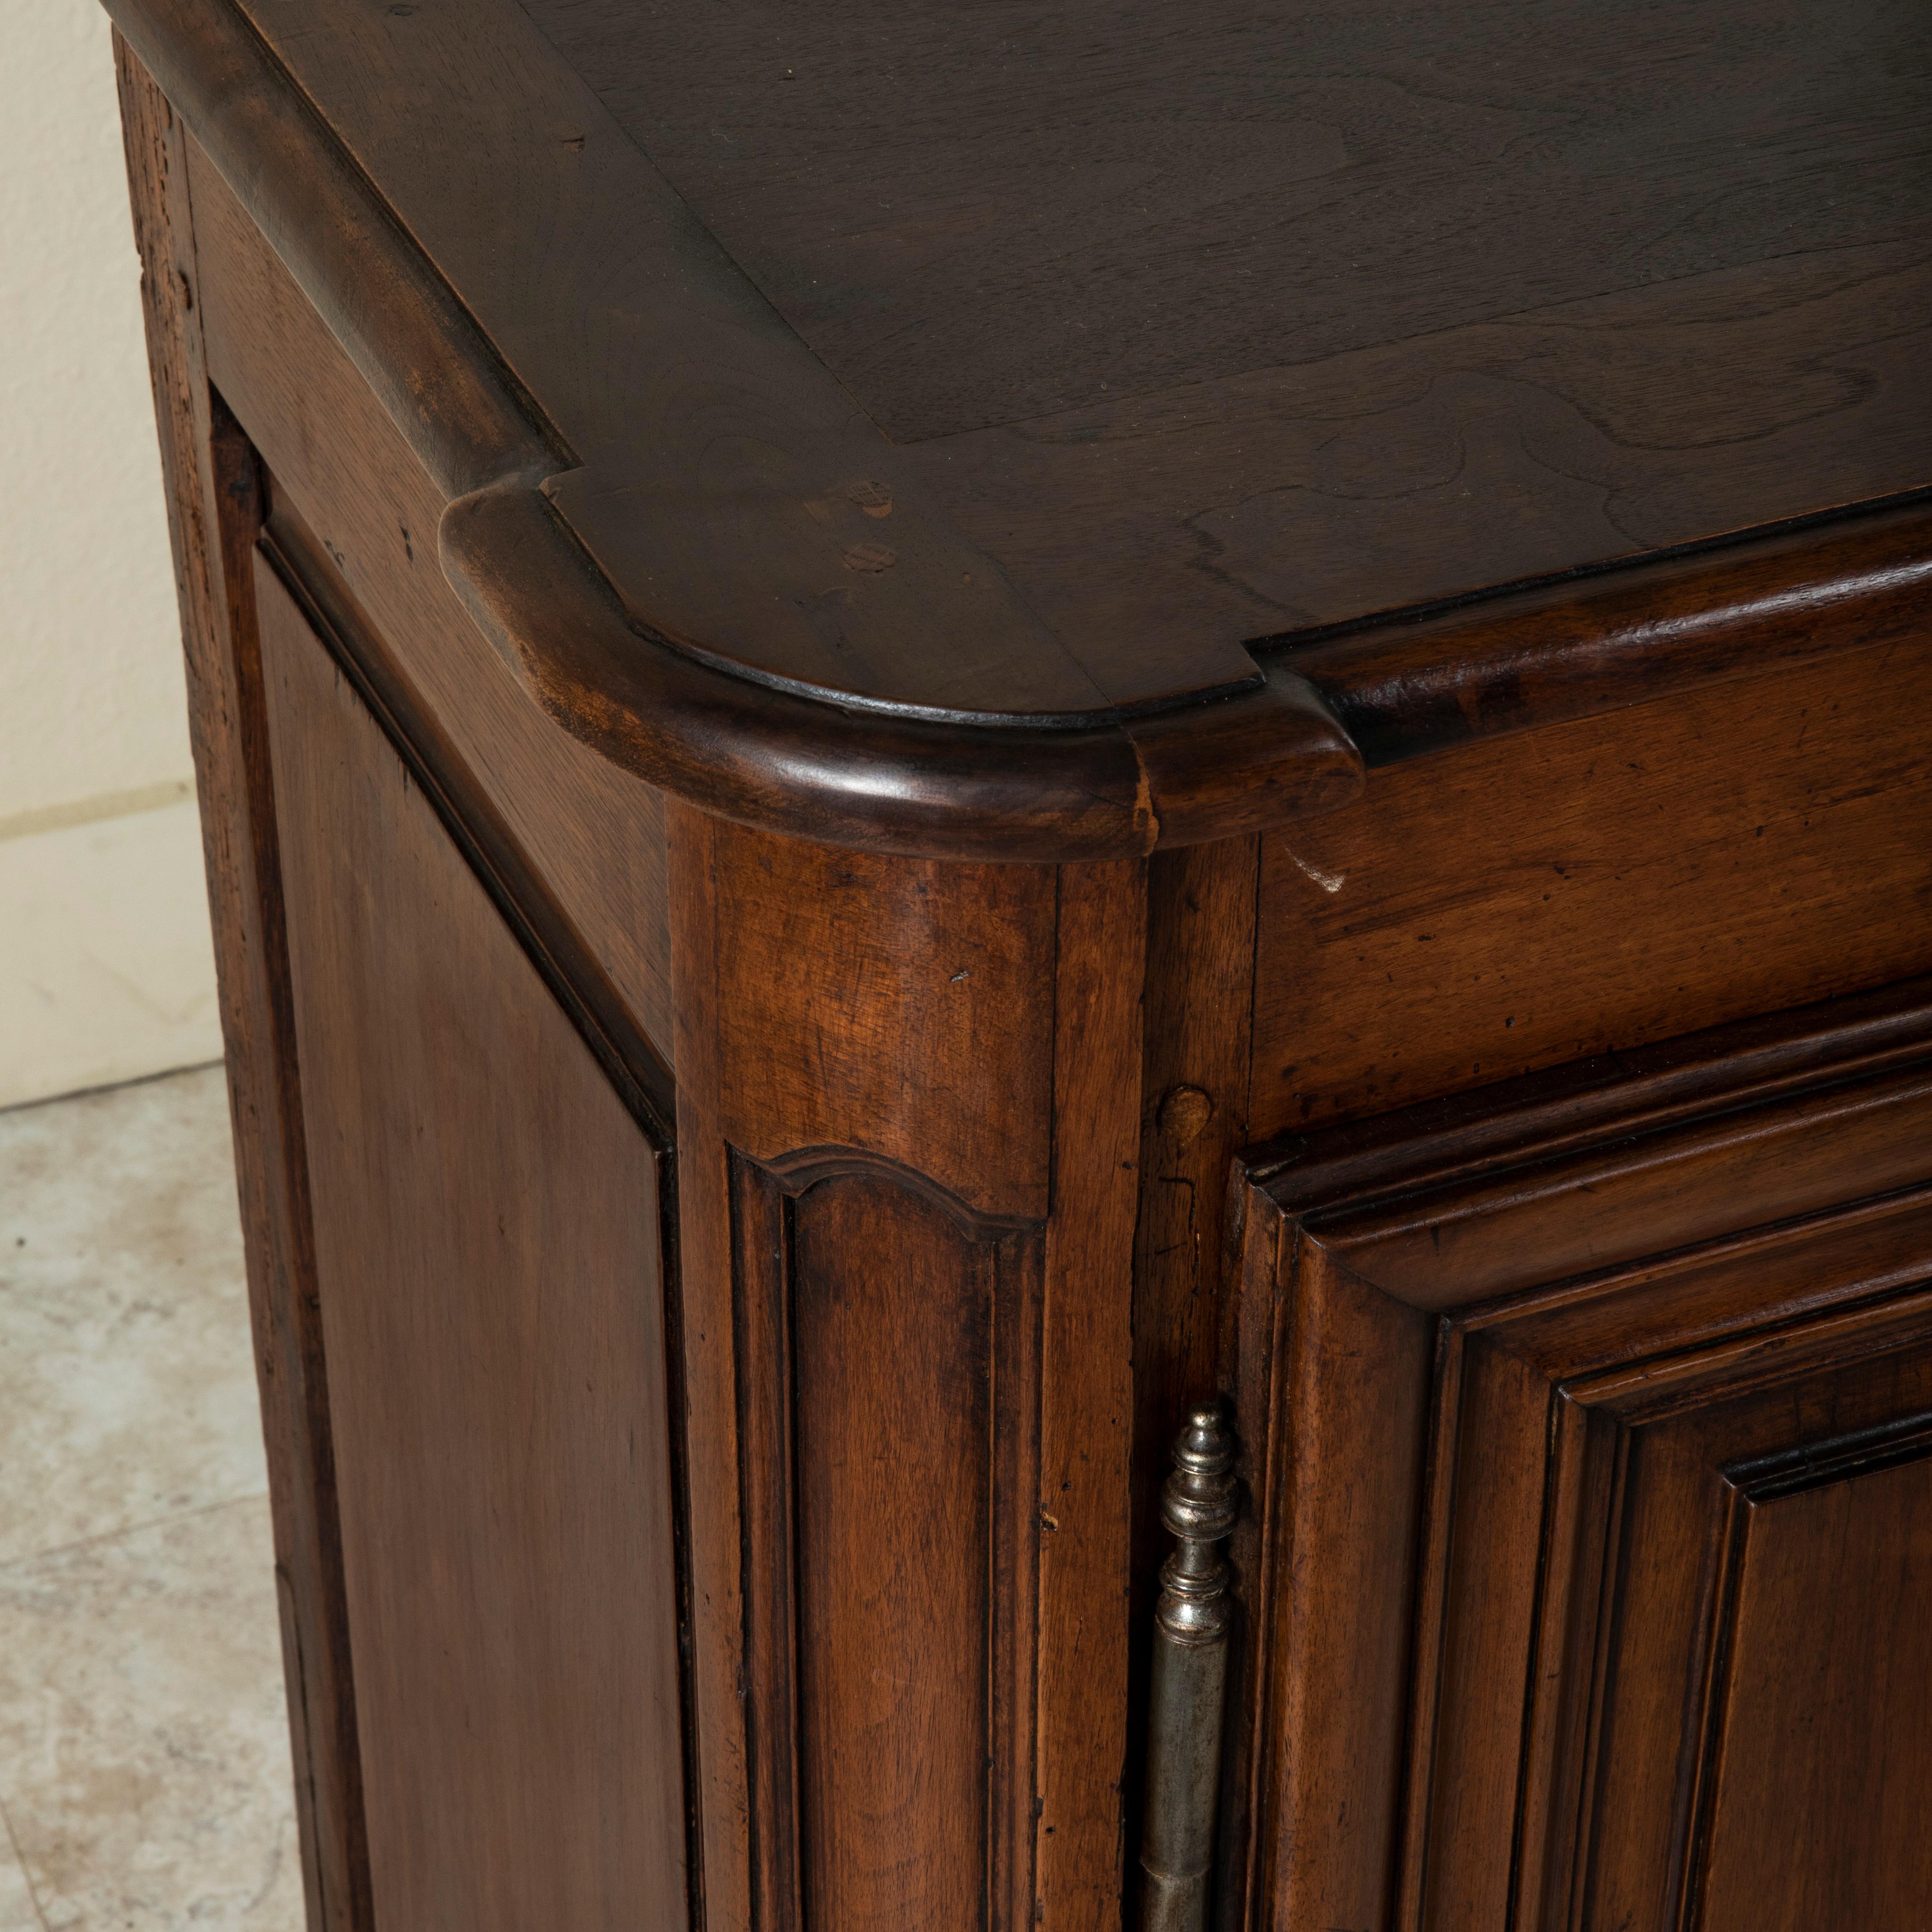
[1543, 1308, 1932, 1932]
[106, 0, 1266, 721]
[185, 144, 678, 1066]
[1697, 1447, 1932, 1932]
[1230, 983, 1932, 1931]
[1218, 1169, 1287, 1932]
[1336, 1060, 1932, 1309]
[1251, 632, 1932, 1135]
[110, 0, 1932, 753]
[1037, 864, 1144, 1932]
[114, 44, 372, 1932]
[704, 830, 1056, 1217]
[149, 0, 1141, 718]
[523, 0, 1932, 448]
[112, 4, 1932, 1928]
[531, 0, 1932, 656]
[154, 0, 1365, 853]
[1249, 972, 1932, 1204]
[1126, 839, 1260, 1894]
[257, 558, 687, 1930]
[665, 803, 750, 1932]
[671, 811, 1068, 1930]
[1253, 974, 1932, 1311]
[786, 1179, 1032, 1932]
[670, 814, 1147, 1932]
[1289, 497, 1932, 767]
[257, 503, 672, 1122]
[733, 1161, 1043, 1932]
[1241, 1226, 1434, 1932]
[106, 0, 1932, 859]
[916, 298, 1932, 662]
[1126, 678, 1362, 852]
[1133, 842, 1260, 1488]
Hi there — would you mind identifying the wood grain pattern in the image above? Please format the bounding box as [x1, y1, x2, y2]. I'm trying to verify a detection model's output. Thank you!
[257, 503, 673, 1120]
[666, 802, 750, 1932]
[1554, 1311, 1932, 1932]
[1297, 1057, 1932, 1316]
[114, 45, 372, 1931]
[731, 1159, 1044, 1932]
[671, 812, 1065, 1932]
[187, 144, 678, 1066]
[1289, 497, 1932, 765]
[156, 0, 1365, 852]
[1251, 630, 1932, 1135]
[258, 559, 687, 1930]
[109, 0, 1216, 721]
[1697, 1446, 1932, 1932]
[1231, 983, 1932, 1932]
[671, 813, 1147, 1932]
[1038, 864, 1143, 1932]
[789, 1179, 1031, 1932]
[707, 828, 1057, 1219]
[1245, 1229, 1434, 1932]
[523, 0, 1932, 441]
[112, 0, 1929, 860]
[1251, 973, 1932, 1324]
[116, 6, 1932, 1927]
[913, 268, 1932, 660]
[1132, 843, 1259, 1500]
[1124, 839, 1259, 1898]
[533, 0, 1932, 654]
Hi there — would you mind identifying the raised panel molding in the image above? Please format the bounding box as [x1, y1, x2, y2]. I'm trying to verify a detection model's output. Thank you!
[257, 551, 688, 1929]
[729, 1147, 1046, 1932]
[668, 812, 1137, 1932]
[1227, 978, 1932, 1932]
[1694, 1425, 1932, 1930]
[1426, 1280, 1932, 1930]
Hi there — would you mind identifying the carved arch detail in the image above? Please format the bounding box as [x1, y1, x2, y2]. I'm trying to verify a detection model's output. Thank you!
[728, 1145, 1044, 1932]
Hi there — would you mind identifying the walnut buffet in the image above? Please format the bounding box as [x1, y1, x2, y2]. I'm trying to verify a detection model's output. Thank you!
[107, 2, 1932, 1928]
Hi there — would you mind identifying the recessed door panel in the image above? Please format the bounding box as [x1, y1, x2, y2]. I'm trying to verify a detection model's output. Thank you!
[257, 555, 687, 1932]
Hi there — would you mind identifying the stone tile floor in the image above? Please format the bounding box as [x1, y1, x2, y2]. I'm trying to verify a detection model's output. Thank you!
[0, 1064, 302, 1930]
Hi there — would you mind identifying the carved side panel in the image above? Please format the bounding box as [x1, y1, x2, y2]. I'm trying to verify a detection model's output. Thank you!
[731, 1154, 1043, 1932]
[671, 812, 1142, 1932]
[259, 558, 688, 1931]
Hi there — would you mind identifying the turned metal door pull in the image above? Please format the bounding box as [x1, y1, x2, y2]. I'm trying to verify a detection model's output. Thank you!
[1137, 1402, 1237, 1932]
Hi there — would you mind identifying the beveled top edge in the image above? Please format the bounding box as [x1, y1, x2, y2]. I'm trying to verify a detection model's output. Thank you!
[111, 0, 1367, 857]
[107, 0, 1931, 858]
[168, 0, 1162, 728]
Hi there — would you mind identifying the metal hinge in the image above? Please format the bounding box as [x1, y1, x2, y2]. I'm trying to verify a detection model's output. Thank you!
[1137, 1402, 1237, 1932]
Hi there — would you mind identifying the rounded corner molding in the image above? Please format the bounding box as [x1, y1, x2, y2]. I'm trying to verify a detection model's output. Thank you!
[107, 0, 1371, 860]
[112, 0, 1929, 862]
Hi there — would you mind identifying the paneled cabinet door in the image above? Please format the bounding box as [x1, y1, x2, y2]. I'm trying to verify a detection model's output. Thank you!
[251, 553, 688, 1932]
[1228, 987, 1932, 1932]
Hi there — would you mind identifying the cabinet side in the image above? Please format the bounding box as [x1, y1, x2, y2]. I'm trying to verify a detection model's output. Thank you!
[113, 39, 372, 1932]
[669, 814, 1146, 1932]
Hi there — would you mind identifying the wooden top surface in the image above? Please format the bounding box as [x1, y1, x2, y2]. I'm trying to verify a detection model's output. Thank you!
[529, 0, 1932, 438]
[113, 0, 1932, 853]
[527, 0, 1932, 652]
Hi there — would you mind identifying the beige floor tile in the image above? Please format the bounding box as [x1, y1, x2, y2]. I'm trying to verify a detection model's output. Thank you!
[0, 1496, 301, 1932]
[0, 1822, 44, 1932]
[0, 1065, 267, 1565]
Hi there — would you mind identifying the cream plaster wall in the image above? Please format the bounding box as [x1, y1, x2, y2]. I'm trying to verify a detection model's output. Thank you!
[0, 0, 220, 1106]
